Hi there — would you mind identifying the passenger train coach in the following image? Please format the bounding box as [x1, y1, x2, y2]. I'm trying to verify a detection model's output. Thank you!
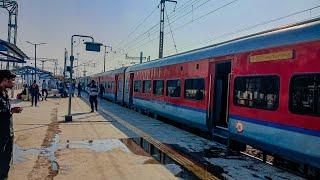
[78, 19, 320, 170]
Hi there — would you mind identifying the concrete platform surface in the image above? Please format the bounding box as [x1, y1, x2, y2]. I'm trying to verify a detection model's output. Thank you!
[9, 97, 177, 180]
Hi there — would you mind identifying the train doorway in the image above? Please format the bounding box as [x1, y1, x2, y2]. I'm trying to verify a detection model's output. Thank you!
[129, 73, 134, 104]
[213, 61, 231, 130]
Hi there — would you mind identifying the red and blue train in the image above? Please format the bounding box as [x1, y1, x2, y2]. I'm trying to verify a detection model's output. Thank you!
[79, 19, 320, 170]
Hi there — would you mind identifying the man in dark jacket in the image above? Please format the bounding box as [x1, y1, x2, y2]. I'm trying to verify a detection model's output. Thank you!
[30, 80, 39, 106]
[88, 80, 98, 112]
[0, 70, 23, 179]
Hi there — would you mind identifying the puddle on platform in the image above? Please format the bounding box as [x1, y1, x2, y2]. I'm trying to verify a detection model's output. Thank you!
[13, 145, 41, 164]
[63, 139, 131, 153]
[44, 134, 60, 173]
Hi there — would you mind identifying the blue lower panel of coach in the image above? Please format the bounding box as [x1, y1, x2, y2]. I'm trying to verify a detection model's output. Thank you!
[102, 93, 115, 101]
[133, 97, 207, 130]
[229, 115, 320, 168]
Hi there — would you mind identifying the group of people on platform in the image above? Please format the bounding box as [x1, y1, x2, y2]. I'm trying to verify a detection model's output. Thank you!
[16, 78, 104, 112]
[17, 79, 49, 107]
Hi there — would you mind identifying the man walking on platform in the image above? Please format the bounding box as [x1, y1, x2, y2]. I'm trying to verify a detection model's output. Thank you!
[88, 80, 98, 112]
[30, 80, 39, 107]
[41, 80, 48, 101]
[0, 70, 23, 180]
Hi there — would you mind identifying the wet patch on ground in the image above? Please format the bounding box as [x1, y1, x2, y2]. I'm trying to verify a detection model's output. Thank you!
[12, 145, 41, 164]
[62, 139, 130, 153]
[27, 107, 60, 180]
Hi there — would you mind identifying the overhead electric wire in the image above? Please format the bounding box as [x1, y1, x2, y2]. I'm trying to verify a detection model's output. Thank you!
[126, 0, 238, 53]
[168, 0, 212, 26]
[114, 4, 159, 49]
[165, 6, 178, 54]
[124, 0, 210, 49]
[121, 0, 213, 51]
[173, 0, 239, 32]
[178, 5, 320, 50]
[119, 0, 209, 50]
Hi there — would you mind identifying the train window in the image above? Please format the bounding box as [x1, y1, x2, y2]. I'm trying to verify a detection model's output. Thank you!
[289, 74, 320, 116]
[111, 81, 114, 90]
[118, 81, 122, 92]
[234, 75, 279, 110]
[125, 80, 129, 93]
[153, 80, 164, 95]
[134, 80, 141, 92]
[184, 78, 205, 100]
[142, 80, 151, 93]
[107, 82, 111, 89]
[167, 79, 181, 97]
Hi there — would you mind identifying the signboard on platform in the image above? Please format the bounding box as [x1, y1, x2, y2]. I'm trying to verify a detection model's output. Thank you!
[84, 42, 102, 52]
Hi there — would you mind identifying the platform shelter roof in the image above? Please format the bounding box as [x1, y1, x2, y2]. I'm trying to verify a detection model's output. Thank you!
[13, 65, 53, 79]
[0, 39, 29, 63]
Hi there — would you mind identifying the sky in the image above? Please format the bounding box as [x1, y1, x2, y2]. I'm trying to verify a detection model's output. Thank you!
[0, 0, 320, 76]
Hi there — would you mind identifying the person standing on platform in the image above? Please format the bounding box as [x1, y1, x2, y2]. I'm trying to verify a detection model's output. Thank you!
[77, 82, 82, 97]
[88, 80, 98, 112]
[41, 80, 48, 101]
[30, 80, 39, 107]
[0, 70, 23, 180]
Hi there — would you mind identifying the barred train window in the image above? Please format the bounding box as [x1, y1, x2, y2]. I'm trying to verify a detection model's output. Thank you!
[185, 78, 205, 100]
[153, 80, 164, 95]
[142, 80, 151, 93]
[111, 81, 114, 90]
[167, 79, 181, 97]
[290, 74, 320, 116]
[134, 80, 141, 92]
[234, 76, 279, 110]
[118, 81, 122, 92]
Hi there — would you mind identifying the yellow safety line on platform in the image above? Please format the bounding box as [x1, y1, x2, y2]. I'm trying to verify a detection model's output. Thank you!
[100, 108, 219, 180]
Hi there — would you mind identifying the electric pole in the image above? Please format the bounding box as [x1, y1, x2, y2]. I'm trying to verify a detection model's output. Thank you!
[1, 0, 18, 69]
[26, 41, 46, 81]
[159, 0, 177, 59]
[63, 48, 67, 80]
[125, 52, 147, 64]
[76, 53, 80, 77]
[102, 45, 112, 72]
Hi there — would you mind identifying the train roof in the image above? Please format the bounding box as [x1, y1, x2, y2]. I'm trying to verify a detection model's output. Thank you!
[127, 18, 320, 72]
[91, 67, 127, 77]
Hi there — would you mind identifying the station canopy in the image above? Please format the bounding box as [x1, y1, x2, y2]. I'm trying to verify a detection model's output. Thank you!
[0, 39, 29, 63]
[13, 65, 53, 79]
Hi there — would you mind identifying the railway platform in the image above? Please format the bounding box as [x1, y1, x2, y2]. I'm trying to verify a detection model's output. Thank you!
[8, 95, 304, 180]
[8, 97, 176, 180]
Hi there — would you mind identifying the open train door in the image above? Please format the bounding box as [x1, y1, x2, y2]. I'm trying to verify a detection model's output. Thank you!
[209, 60, 231, 142]
[129, 73, 134, 105]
